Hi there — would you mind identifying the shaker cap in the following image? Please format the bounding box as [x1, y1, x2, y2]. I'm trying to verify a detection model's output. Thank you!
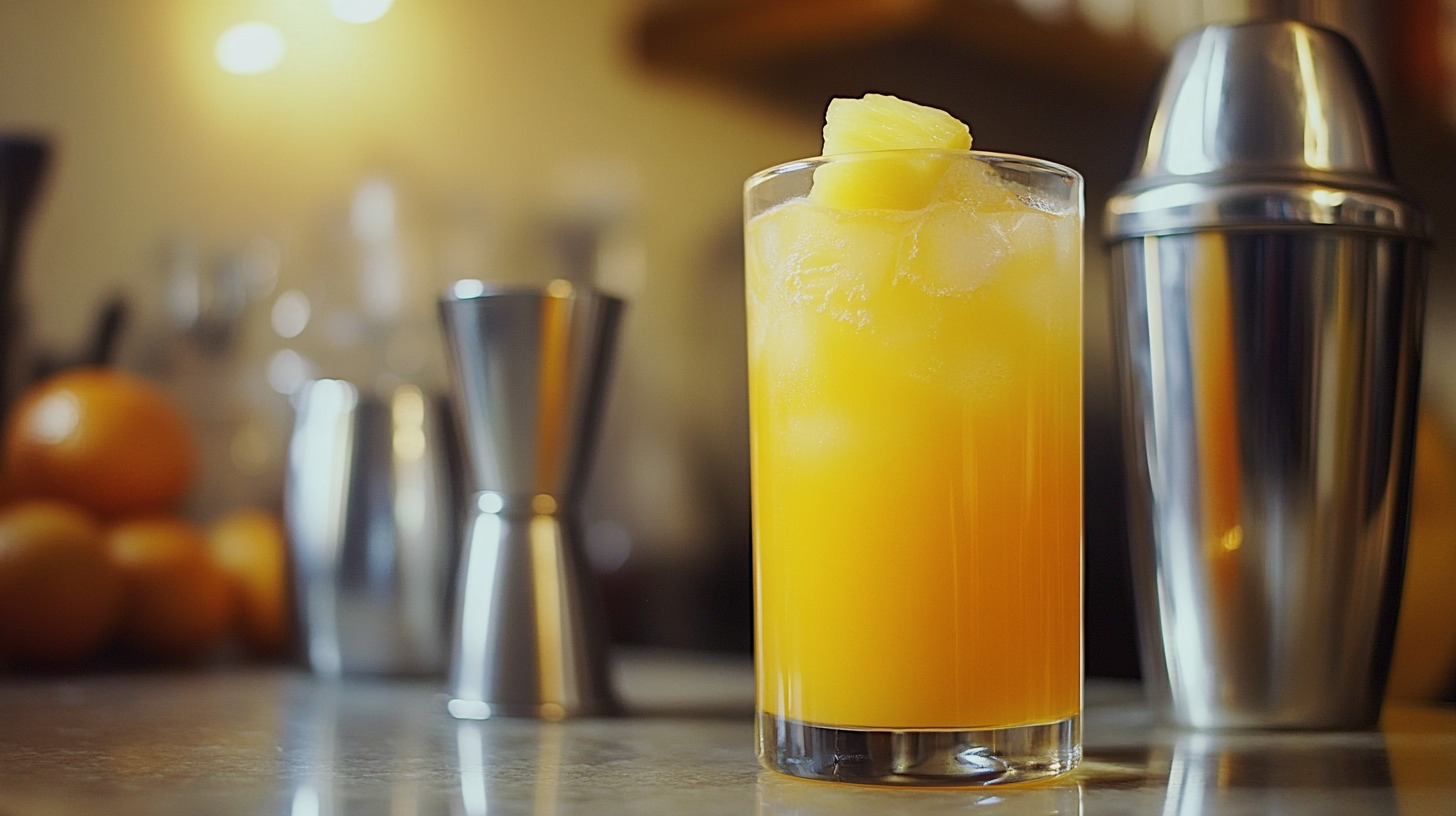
[1105, 20, 1424, 240]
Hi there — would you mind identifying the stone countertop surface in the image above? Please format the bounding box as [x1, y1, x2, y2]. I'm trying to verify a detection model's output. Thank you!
[1, 651, 1454, 815]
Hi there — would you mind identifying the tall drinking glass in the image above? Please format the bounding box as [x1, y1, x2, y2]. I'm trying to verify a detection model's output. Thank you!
[744, 150, 1084, 786]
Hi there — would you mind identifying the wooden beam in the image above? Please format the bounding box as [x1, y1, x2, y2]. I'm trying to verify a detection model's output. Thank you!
[635, 0, 933, 69]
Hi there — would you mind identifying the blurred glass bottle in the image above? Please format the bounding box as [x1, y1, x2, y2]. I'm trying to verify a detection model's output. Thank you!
[0, 135, 51, 418]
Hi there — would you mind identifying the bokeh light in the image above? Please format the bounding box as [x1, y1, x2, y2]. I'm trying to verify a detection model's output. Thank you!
[270, 289, 311, 339]
[330, 0, 394, 25]
[215, 22, 285, 75]
[451, 279, 487, 299]
[267, 348, 313, 395]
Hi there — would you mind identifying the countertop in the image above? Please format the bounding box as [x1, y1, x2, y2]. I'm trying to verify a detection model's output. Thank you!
[2, 651, 1455, 815]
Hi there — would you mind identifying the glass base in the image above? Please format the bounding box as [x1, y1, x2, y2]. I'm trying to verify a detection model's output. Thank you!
[758, 712, 1081, 787]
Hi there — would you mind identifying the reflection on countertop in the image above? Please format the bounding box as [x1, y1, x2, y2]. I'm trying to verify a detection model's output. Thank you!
[1, 652, 1454, 815]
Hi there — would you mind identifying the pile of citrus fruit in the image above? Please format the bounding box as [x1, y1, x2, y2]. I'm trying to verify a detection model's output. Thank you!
[0, 367, 289, 670]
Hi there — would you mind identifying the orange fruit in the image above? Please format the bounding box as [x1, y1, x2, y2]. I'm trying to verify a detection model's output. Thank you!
[0, 500, 122, 668]
[106, 516, 234, 661]
[208, 508, 291, 658]
[3, 367, 197, 518]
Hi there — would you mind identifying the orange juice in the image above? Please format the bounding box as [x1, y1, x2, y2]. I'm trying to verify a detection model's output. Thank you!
[746, 152, 1082, 740]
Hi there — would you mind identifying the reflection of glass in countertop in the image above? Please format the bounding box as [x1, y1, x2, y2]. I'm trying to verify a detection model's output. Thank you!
[1153, 730, 1400, 816]
[757, 772, 1085, 815]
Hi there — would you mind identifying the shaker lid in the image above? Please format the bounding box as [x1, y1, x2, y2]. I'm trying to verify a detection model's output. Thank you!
[1105, 20, 1424, 240]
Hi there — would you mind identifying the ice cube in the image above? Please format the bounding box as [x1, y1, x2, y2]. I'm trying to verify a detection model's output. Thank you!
[937, 160, 1022, 212]
[939, 157, 1076, 218]
[1018, 190, 1075, 216]
[757, 310, 817, 390]
[746, 198, 907, 326]
[901, 199, 1071, 301]
[899, 202, 1009, 295]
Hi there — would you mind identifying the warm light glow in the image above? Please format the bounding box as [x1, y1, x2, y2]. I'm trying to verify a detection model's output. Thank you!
[215, 22, 285, 75]
[330, 0, 394, 25]
[1013, 0, 1069, 21]
[1220, 525, 1244, 553]
[391, 386, 428, 461]
[1080, 0, 1136, 34]
[1293, 28, 1332, 169]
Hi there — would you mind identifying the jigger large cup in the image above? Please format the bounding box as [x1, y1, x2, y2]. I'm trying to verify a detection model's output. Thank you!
[1106, 21, 1427, 730]
[439, 280, 623, 720]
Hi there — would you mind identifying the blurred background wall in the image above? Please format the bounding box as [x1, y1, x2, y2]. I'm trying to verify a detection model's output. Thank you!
[0, 0, 813, 652]
[2, 0, 1454, 679]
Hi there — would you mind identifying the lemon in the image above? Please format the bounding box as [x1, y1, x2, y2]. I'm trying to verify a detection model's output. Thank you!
[812, 94, 972, 211]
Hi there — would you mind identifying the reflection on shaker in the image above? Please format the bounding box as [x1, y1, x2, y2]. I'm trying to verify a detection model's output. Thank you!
[285, 378, 462, 677]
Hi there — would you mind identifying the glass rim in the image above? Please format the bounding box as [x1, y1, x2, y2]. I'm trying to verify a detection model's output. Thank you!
[744, 149, 1083, 195]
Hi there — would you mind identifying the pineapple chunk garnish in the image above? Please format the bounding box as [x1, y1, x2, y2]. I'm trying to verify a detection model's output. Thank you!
[821, 93, 972, 155]
[811, 94, 972, 211]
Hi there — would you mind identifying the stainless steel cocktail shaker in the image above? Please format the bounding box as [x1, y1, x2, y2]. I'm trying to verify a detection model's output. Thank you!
[1106, 21, 1427, 729]
[285, 379, 462, 677]
[439, 281, 622, 720]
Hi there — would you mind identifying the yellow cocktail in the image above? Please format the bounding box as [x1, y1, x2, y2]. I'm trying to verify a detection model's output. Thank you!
[745, 97, 1083, 786]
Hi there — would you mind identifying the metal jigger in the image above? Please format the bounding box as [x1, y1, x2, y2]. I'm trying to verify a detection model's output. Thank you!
[439, 280, 623, 720]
